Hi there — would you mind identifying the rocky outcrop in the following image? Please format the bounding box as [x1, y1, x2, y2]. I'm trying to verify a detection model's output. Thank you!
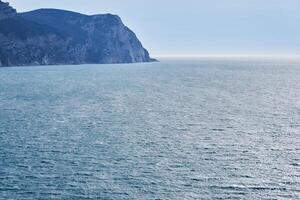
[0, 0, 16, 20]
[0, 1, 154, 67]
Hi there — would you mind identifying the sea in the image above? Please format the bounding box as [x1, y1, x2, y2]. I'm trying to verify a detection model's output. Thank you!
[0, 58, 299, 199]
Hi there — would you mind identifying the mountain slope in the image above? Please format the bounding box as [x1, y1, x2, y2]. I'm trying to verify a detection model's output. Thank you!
[21, 9, 151, 64]
[0, 1, 153, 67]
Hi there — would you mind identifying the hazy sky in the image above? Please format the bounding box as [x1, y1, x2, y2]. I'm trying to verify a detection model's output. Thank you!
[6, 0, 300, 57]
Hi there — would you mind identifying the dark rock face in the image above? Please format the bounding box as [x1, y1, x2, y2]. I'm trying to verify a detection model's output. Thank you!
[0, 0, 16, 20]
[0, 1, 154, 67]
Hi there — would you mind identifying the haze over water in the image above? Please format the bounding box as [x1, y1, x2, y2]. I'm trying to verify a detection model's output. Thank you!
[0, 59, 300, 199]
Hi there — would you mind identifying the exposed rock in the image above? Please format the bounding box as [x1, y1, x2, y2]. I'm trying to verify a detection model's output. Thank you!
[0, 1, 155, 67]
[0, 0, 16, 20]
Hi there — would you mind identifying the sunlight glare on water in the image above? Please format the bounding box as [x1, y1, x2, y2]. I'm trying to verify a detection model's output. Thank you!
[0, 59, 300, 199]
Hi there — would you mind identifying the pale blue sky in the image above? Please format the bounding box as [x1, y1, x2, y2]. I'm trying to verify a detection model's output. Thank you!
[6, 0, 300, 57]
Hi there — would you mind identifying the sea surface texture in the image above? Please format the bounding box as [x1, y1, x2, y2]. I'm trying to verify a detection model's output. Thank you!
[0, 59, 299, 199]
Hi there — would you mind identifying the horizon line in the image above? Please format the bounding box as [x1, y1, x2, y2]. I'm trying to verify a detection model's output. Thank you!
[152, 54, 300, 59]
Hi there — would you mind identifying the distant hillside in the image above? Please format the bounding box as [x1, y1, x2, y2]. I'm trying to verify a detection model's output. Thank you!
[0, 1, 154, 67]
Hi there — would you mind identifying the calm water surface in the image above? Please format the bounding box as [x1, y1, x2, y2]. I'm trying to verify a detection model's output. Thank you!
[0, 59, 300, 199]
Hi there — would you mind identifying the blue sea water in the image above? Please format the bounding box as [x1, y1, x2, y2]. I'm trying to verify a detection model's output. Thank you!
[0, 58, 300, 199]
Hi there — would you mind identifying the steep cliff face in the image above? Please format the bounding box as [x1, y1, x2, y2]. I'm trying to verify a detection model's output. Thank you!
[0, 1, 154, 67]
[0, 0, 16, 20]
[21, 9, 151, 64]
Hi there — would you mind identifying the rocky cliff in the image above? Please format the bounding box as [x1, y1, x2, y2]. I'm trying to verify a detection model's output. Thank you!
[0, 1, 154, 67]
[0, 0, 16, 20]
